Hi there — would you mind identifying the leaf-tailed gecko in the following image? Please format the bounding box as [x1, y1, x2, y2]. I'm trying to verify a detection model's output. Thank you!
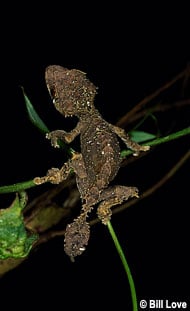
[34, 65, 150, 261]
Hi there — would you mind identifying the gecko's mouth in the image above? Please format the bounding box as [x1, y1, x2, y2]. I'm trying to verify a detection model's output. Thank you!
[64, 112, 73, 117]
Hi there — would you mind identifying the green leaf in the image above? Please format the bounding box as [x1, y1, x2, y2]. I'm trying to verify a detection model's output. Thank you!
[129, 130, 156, 143]
[0, 191, 38, 259]
[21, 86, 49, 133]
[21, 86, 74, 156]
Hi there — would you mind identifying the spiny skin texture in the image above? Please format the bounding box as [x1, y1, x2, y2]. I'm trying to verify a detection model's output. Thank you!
[34, 65, 149, 261]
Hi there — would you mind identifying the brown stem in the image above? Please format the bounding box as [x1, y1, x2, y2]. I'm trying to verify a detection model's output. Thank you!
[111, 149, 190, 216]
[116, 65, 190, 127]
[125, 98, 190, 125]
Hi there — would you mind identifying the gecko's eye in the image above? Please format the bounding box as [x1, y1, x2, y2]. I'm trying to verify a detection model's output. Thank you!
[86, 101, 93, 111]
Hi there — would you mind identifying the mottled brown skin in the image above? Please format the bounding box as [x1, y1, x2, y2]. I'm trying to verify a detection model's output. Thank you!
[34, 65, 149, 261]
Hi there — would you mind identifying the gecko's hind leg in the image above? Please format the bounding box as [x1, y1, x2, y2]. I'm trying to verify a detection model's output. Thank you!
[97, 185, 139, 224]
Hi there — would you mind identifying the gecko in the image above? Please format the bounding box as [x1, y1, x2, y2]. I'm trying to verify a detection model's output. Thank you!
[34, 65, 150, 261]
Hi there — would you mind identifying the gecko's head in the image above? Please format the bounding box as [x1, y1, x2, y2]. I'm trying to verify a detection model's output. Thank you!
[45, 65, 97, 117]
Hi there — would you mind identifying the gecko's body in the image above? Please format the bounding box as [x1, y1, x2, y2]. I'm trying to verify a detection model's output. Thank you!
[34, 65, 149, 261]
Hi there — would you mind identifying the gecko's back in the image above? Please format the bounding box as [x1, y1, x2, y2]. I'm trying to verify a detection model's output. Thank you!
[80, 111, 121, 191]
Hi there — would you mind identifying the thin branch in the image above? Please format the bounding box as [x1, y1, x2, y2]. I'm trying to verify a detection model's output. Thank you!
[112, 149, 190, 216]
[24, 175, 76, 213]
[125, 98, 190, 125]
[116, 65, 190, 127]
[107, 221, 138, 311]
[0, 180, 36, 194]
[146, 127, 190, 147]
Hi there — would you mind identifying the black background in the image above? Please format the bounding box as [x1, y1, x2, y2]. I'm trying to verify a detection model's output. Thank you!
[0, 4, 189, 310]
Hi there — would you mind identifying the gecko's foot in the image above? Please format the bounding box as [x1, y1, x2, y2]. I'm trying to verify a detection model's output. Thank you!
[46, 132, 60, 148]
[132, 145, 150, 156]
[34, 168, 63, 185]
[141, 145, 150, 151]
[97, 202, 112, 225]
[33, 176, 47, 185]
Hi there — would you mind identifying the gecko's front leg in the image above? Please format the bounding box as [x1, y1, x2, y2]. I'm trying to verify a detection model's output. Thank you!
[47, 122, 83, 147]
[46, 130, 75, 148]
[111, 125, 150, 156]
